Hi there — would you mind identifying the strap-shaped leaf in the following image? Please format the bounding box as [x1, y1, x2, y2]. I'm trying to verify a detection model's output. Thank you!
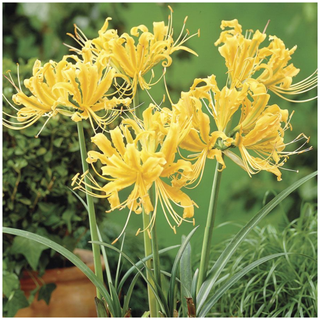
[198, 253, 287, 317]
[197, 171, 317, 312]
[122, 271, 141, 316]
[180, 235, 193, 317]
[117, 245, 180, 294]
[167, 226, 199, 316]
[95, 297, 109, 317]
[3, 227, 117, 316]
[191, 268, 199, 305]
[91, 240, 169, 316]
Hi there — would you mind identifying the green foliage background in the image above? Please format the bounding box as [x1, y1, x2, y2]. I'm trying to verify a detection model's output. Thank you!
[2, 2, 317, 316]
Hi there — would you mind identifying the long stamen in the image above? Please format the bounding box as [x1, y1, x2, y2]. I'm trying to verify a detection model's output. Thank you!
[35, 114, 53, 138]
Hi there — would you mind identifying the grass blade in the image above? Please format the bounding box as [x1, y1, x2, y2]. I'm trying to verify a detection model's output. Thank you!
[122, 272, 141, 316]
[198, 253, 287, 317]
[196, 171, 317, 312]
[96, 225, 113, 292]
[117, 245, 180, 294]
[91, 240, 169, 316]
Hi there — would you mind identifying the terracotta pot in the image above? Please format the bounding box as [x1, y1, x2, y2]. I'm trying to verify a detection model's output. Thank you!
[15, 249, 104, 317]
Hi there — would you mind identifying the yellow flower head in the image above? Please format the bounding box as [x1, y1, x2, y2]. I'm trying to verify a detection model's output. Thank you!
[215, 19, 317, 102]
[171, 75, 311, 182]
[224, 81, 312, 181]
[3, 60, 63, 133]
[68, 6, 199, 97]
[72, 105, 196, 241]
[3, 56, 131, 134]
[171, 76, 234, 186]
[52, 55, 131, 131]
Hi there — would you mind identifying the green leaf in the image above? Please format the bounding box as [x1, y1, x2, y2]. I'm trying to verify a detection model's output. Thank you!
[190, 269, 199, 305]
[196, 171, 317, 313]
[28, 288, 39, 305]
[38, 283, 57, 305]
[10, 236, 48, 270]
[180, 235, 193, 317]
[36, 147, 47, 156]
[55, 165, 68, 177]
[3, 272, 20, 297]
[95, 297, 109, 317]
[53, 137, 64, 148]
[5, 289, 29, 317]
[91, 240, 169, 316]
[44, 150, 52, 162]
[198, 253, 286, 317]
[122, 272, 141, 316]
[109, 284, 122, 317]
[168, 226, 199, 316]
[117, 245, 180, 294]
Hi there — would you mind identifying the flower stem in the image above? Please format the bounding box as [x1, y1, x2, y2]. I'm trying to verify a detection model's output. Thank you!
[196, 160, 223, 293]
[77, 121, 104, 299]
[134, 93, 160, 316]
[142, 210, 159, 317]
[150, 185, 162, 301]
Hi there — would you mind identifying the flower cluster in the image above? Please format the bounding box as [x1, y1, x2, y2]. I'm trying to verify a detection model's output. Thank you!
[73, 19, 315, 236]
[169, 19, 315, 184]
[3, 6, 198, 133]
[4, 15, 316, 237]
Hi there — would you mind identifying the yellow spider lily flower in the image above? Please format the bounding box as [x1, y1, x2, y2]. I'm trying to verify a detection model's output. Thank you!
[172, 76, 310, 182]
[224, 84, 312, 180]
[53, 55, 131, 131]
[215, 19, 317, 102]
[3, 60, 68, 134]
[72, 105, 196, 241]
[3, 56, 131, 135]
[171, 77, 234, 186]
[68, 7, 199, 97]
[215, 19, 266, 89]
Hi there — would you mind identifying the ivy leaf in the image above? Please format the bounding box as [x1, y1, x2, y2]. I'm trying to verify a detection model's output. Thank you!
[38, 283, 57, 305]
[5, 289, 29, 317]
[11, 236, 48, 270]
[3, 272, 20, 297]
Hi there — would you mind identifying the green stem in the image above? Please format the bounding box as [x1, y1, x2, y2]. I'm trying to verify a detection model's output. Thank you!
[77, 121, 104, 299]
[196, 160, 224, 293]
[150, 186, 161, 313]
[151, 220, 161, 289]
[134, 92, 160, 316]
[142, 210, 158, 317]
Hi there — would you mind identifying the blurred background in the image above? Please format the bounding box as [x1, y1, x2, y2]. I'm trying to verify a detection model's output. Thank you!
[2, 2, 317, 316]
